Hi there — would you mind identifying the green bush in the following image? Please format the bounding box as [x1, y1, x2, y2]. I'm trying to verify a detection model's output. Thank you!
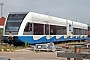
[0, 28, 3, 36]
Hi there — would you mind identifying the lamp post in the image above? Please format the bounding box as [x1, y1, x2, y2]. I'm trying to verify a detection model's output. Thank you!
[0, 3, 4, 17]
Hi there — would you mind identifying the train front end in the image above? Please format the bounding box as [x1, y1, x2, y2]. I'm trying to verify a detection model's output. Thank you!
[3, 12, 28, 45]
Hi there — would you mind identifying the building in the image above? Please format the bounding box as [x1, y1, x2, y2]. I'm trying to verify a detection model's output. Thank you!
[0, 17, 5, 29]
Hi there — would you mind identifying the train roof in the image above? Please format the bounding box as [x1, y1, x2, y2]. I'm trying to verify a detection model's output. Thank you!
[8, 12, 88, 28]
[9, 12, 29, 14]
[29, 12, 88, 26]
[28, 12, 67, 26]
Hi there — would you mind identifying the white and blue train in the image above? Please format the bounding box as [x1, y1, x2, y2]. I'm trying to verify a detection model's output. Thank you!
[3, 12, 88, 45]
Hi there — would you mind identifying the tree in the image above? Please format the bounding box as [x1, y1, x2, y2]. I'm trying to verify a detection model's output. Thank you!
[0, 28, 3, 36]
[88, 26, 90, 31]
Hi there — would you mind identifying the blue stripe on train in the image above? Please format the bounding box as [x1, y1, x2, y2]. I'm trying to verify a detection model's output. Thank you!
[18, 36, 89, 44]
[18, 36, 64, 44]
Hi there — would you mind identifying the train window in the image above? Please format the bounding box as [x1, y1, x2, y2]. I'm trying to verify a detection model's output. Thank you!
[78, 29, 88, 35]
[83, 29, 84, 35]
[5, 13, 27, 35]
[24, 23, 32, 32]
[73, 28, 83, 35]
[56, 26, 66, 35]
[73, 28, 76, 35]
[60, 26, 66, 35]
[73, 28, 78, 35]
[56, 26, 60, 35]
[34, 23, 44, 35]
[79, 29, 82, 35]
[85, 29, 88, 35]
[8, 14, 27, 20]
[50, 25, 56, 35]
[82, 29, 85, 35]
[5, 20, 22, 32]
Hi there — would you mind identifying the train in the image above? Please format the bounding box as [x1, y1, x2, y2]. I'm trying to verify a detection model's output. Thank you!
[3, 12, 88, 45]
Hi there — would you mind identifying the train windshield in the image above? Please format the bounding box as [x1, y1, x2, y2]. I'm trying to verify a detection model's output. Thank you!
[5, 13, 27, 35]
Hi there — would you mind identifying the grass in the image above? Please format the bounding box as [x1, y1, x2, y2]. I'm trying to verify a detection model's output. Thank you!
[55, 41, 89, 50]
[0, 43, 28, 52]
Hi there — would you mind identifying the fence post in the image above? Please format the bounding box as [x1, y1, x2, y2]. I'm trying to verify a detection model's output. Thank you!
[74, 45, 83, 60]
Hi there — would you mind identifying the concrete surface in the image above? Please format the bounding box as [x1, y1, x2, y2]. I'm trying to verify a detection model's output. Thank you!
[0, 48, 89, 60]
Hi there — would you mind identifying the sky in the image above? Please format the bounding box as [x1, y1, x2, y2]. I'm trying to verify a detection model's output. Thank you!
[0, 0, 90, 25]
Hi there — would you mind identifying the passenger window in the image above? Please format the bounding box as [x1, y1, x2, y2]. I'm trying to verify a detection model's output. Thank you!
[24, 23, 32, 32]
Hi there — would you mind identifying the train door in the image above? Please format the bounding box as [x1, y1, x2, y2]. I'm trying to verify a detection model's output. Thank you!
[33, 23, 44, 41]
[45, 24, 56, 42]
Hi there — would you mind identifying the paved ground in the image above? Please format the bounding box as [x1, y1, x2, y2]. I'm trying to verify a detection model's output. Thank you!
[0, 50, 64, 60]
[0, 48, 89, 60]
